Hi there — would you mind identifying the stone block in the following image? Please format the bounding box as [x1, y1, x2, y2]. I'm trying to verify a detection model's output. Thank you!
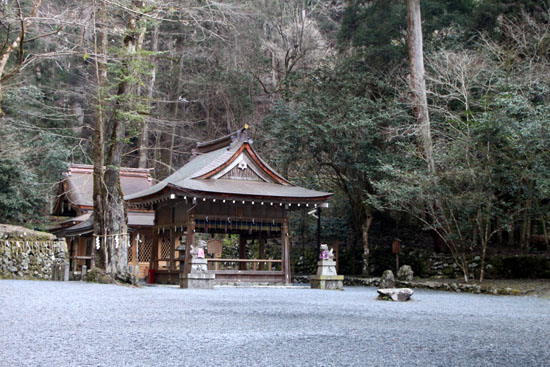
[311, 274, 344, 290]
[63, 261, 70, 281]
[316, 259, 338, 276]
[81, 265, 87, 281]
[180, 272, 215, 289]
[180, 257, 215, 289]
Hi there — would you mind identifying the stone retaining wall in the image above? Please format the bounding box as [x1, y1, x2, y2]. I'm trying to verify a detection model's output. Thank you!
[292, 275, 523, 295]
[403, 250, 482, 278]
[0, 225, 68, 280]
[407, 250, 550, 279]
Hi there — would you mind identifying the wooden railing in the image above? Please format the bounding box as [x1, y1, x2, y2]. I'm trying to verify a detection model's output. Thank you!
[207, 258, 282, 271]
[157, 258, 283, 272]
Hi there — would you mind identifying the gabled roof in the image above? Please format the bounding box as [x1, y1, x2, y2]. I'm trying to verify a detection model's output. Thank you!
[126, 127, 332, 205]
[52, 164, 154, 215]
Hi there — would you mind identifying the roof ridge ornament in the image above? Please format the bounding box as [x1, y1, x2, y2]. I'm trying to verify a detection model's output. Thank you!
[196, 125, 250, 154]
[232, 124, 249, 144]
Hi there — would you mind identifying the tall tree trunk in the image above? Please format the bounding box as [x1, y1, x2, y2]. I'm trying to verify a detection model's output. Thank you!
[520, 216, 531, 252]
[520, 198, 532, 252]
[542, 217, 549, 249]
[138, 23, 159, 168]
[103, 102, 129, 275]
[479, 239, 488, 283]
[93, 1, 139, 280]
[361, 206, 373, 277]
[479, 210, 490, 283]
[407, 0, 434, 174]
[168, 51, 185, 172]
[92, 0, 108, 269]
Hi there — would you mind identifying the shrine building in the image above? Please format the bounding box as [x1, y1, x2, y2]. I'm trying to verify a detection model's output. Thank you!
[126, 126, 332, 285]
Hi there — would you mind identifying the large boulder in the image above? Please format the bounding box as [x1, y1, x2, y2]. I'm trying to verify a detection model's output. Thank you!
[377, 288, 414, 302]
[86, 268, 114, 284]
[379, 270, 395, 288]
[397, 265, 414, 281]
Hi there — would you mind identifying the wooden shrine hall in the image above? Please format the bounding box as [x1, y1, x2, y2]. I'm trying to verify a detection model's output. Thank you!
[126, 126, 332, 285]
[51, 164, 155, 279]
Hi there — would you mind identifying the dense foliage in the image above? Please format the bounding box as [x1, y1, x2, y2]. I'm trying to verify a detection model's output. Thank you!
[1, 0, 549, 278]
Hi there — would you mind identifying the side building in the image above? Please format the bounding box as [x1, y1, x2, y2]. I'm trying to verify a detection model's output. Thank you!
[51, 164, 155, 279]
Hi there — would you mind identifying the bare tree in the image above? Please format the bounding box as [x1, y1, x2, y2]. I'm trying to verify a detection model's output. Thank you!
[250, 0, 332, 98]
[0, 0, 43, 118]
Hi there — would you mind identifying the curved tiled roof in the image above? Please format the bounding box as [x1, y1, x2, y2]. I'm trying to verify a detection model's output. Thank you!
[55, 164, 153, 210]
[126, 130, 331, 203]
[125, 144, 236, 201]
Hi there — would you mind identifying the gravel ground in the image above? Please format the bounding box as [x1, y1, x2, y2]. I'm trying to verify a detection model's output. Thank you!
[1, 280, 549, 367]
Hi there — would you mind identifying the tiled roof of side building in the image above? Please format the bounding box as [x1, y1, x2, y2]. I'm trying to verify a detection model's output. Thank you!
[54, 164, 154, 211]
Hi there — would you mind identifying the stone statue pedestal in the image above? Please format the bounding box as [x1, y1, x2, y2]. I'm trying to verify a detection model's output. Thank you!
[180, 258, 215, 289]
[310, 259, 344, 290]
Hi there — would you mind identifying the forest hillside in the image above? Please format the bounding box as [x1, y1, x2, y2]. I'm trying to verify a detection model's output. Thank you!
[1, 0, 549, 280]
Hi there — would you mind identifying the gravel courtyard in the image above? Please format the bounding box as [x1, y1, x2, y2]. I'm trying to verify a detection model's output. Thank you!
[1, 280, 549, 367]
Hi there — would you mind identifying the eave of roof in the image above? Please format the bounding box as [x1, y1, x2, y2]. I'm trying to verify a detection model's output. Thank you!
[61, 211, 154, 236]
[173, 179, 331, 200]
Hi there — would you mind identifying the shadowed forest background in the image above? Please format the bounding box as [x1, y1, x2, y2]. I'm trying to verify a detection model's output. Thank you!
[1, 0, 549, 280]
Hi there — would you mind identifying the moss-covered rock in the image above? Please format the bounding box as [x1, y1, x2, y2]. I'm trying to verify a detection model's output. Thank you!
[85, 268, 114, 284]
[85, 268, 138, 285]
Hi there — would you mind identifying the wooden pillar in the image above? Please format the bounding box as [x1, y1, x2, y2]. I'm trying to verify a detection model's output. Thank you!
[169, 207, 176, 272]
[150, 228, 159, 271]
[174, 232, 181, 271]
[169, 228, 176, 271]
[316, 207, 321, 256]
[74, 238, 79, 271]
[132, 233, 138, 272]
[157, 231, 163, 267]
[77, 238, 84, 270]
[90, 237, 95, 269]
[282, 217, 291, 285]
[183, 215, 195, 274]
[258, 233, 265, 271]
[239, 234, 247, 270]
[70, 237, 76, 271]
